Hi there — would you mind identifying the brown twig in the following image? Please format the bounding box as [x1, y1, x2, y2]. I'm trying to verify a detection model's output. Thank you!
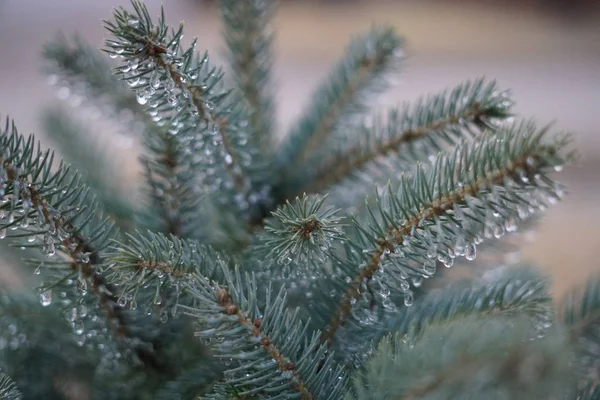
[215, 288, 313, 399]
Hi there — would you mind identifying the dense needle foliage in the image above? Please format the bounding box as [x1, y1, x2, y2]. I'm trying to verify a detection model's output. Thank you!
[0, 1, 594, 399]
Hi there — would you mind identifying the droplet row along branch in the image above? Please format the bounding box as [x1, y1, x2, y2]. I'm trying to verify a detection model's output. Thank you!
[138, 41, 248, 195]
[320, 149, 550, 345]
[0, 159, 172, 376]
[215, 287, 314, 400]
[122, 252, 314, 398]
[306, 103, 484, 195]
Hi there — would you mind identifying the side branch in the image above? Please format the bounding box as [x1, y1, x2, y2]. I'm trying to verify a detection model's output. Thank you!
[304, 78, 512, 195]
[279, 26, 403, 168]
[215, 288, 313, 399]
[321, 124, 571, 344]
[0, 120, 170, 376]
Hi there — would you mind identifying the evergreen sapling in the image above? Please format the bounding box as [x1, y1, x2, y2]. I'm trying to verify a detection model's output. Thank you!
[0, 1, 594, 399]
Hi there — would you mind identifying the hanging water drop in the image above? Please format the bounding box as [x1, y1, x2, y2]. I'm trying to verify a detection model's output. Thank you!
[43, 233, 55, 256]
[465, 242, 477, 261]
[404, 292, 414, 307]
[426, 243, 437, 259]
[73, 320, 85, 335]
[505, 216, 518, 232]
[454, 237, 466, 256]
[0, 228, 6, 239]
[136, 91, 148, 105]
[40, 290, 52, 307]
[422, 259, 436, 275]
[411, 276, 423, 288]
[493, 224, 505, 239]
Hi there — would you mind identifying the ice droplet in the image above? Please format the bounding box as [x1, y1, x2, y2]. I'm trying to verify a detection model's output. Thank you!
[40, 290, 52, 307]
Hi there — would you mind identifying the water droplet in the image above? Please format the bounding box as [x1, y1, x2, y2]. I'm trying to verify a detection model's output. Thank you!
[404, 292, 413, 307]
[0, 228, 6, 239]
[167, 95, 178, 106]
[505, 216, 518, 232]
[422, 259, 436, 275]
[493, 224, 505, 239]
[465, 242, 477, 261]
[554, 165, 563, 172]
[34, 263, 43, 275]
[127, 18, 139, 27]
[73, 320, 85, 335]
[43, 233, 55, 256]
[40, 290, 52, 306]
[454, 237, 466, 256]
[426, 243, 437, 259]
[136, 91, 148, 105]
[411, 276, 423, 288]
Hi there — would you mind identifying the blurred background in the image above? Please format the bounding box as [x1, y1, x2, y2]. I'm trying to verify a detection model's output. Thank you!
[0, 0, 599, 296]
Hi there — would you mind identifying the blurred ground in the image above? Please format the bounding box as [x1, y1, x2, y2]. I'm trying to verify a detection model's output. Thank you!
[0, 0, 599, 296]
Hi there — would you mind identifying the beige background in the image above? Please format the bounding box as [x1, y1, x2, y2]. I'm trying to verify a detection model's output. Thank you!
[0, 0, 599, 296]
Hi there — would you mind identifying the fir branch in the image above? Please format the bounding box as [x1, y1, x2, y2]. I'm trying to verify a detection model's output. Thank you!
[321, 121, 572, 345]
[182, 268, 348, 399]
[110, 231, 347, 398]
[347, 317, 574, 400]
[107, 230, 229, 312]
[388, 266, 552, 338]
[41, 107, 136, 231]
[277, 26, 404, 169]
[0, 372, 21, 400]
[42, 34, 146, 131]
[558, 276, 600, 399]
[0, 118, 174, 376]
[256, 193, 345, 267]
[104, 1, 257, 203]
[333, 266, 552, 370]
[220, 0, 277, 152]
[300, 78, 513, 196]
